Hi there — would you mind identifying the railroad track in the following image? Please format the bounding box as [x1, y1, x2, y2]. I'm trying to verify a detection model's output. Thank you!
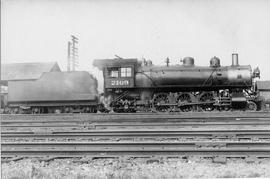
[2, 111, 270, 122]
[2, 116, 270, 129]
[2, 119, 270, 126]
[2, 130, 270, 143]
[2, 141, 270, 162]
[1, 112, 270, 162]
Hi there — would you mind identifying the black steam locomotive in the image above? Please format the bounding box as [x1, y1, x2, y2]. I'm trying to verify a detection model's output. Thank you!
[93, 53, 263, 113]
[2, 53, 269, 114]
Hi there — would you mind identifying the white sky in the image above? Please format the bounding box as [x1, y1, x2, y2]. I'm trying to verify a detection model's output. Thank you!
[2, 0, 270, 84]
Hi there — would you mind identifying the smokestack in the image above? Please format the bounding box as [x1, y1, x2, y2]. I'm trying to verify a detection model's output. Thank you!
[232, 53, 239, 66]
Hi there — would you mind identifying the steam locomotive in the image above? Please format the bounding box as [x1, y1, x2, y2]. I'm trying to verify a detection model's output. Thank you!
[93, 53, 263, 112]
[1, 53, 269, 114]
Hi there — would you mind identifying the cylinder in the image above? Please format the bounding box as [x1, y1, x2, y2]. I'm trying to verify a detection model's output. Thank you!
[232, 53, 239, 66]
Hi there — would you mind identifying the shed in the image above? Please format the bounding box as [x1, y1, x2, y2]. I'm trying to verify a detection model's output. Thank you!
[256, 81, 270, 91]
[256, 81, 270, 104]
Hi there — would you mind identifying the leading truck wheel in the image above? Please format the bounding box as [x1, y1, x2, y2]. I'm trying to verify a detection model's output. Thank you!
[246, 101, 257, 111]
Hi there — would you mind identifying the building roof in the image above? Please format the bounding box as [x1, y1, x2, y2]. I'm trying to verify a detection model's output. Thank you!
[256, 81, 270, 91]
[1, 62, 61, 83]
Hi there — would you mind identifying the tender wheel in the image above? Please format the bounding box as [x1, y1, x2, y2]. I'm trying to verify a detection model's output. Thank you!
[246, 101, 257, 111]
[153, 93, 170, 112]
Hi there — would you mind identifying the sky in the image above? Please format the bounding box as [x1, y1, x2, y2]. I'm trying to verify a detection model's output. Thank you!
[1, 0, 270, 86]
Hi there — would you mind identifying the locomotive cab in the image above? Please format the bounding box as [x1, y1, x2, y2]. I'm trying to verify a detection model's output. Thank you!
[93, 58, 139, 112]
[105, 66, 134, 88]
[93, 58, 138, 90]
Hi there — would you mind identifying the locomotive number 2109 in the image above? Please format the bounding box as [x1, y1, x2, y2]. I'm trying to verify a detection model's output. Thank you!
[111, 80, 129, 86]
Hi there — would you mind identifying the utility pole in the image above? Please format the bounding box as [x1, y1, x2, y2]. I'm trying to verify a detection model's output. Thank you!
[0, 42, 1, 110]
[165, 57, 170, 66]
[67, 35, 79, 71]
[67, 41, 71, 71]
[0, 60, 1, 111]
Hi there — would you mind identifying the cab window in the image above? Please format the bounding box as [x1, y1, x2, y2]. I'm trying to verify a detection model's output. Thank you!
[108, 67, 119, 78]
[120, 67, 132, 77]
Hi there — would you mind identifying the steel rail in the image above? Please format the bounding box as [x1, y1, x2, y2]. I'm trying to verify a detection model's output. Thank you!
[2, 141, 270, 149]
[2, 130, 270, 137]
[2, 121, 270, 129]
[2, 111, 270, 116]
[2, 112, 270, 122]
[2, 127, 270, 135]
[2, 127, 270, 134]
[2, 119, 270, 124]
[2, 116, 270, 123]
[2, 141, 270, 162]
[2, 120, 270, 128]
[2, 132, 270, 143]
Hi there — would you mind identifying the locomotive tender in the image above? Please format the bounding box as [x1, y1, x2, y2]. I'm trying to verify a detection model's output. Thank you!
[93, 53, 262, 112]
[6, 71, 98, 113]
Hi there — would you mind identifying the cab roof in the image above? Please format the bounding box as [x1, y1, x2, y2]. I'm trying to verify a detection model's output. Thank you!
[93, 58, 138, 70]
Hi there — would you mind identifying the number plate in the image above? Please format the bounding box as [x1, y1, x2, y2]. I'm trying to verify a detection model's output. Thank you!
[110, 80, 130, 86]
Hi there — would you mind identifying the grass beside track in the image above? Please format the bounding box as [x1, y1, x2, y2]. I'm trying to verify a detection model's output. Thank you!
[2, 158, 270, 179]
